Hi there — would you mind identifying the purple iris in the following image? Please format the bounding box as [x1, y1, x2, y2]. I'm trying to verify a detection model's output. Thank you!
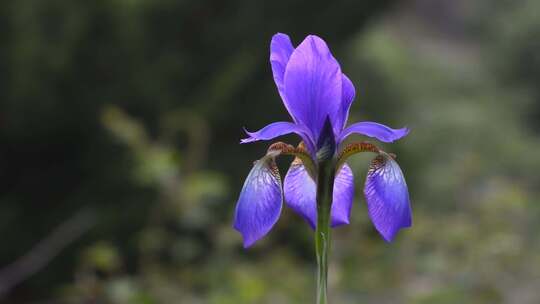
[234, 33, 412, 247]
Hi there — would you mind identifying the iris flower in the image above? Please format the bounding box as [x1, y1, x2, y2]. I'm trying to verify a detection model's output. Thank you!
[233, 33, 412, 248]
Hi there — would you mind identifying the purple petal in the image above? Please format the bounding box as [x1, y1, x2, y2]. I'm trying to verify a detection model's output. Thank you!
[270, 33, 295, 113]
[316, 116, 336, 159]
[283, 35, 342, 142]
[241, 121, 311, 144]
[233, 157, 283, 247]
[331, 163, 354, 227]
[284, 160, 355, 229]
[283, 160, 317, 228]
[339, 121, 409, 143]
[364, 155, 412, 242]
[333, 74, 356, 135]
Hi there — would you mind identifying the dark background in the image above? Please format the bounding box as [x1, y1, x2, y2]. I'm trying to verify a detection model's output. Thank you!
[1, 0, 540, 303]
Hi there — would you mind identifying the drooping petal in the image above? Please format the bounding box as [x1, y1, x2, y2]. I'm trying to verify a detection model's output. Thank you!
[339, 121, 409, 143]
[283, 35, 342, 142]
[241, 121, 314, 148]
[283, 159, 317, 228]
[333, 73, 356, 135]
[284, 159, 355, 229]
[364, 154, 412, 242]
[331, 163, 354, 227]
[233, 156, 283, 247]
[270, 33, 295, 111]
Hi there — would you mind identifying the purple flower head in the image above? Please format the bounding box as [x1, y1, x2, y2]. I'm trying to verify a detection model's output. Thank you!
[234, 33, 412, 247]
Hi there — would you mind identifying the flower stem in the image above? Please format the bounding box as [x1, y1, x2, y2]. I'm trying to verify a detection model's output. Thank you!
[315, 159, 335, 304]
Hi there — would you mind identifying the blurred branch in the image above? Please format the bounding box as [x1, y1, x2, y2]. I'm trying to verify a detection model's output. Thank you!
[188, 48, 259, 119]
[0, 208, 96, 299]
[161, 109, 209, 174]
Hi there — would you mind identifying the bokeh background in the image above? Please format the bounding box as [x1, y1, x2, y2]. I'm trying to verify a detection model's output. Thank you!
[2, 0, 540, 303]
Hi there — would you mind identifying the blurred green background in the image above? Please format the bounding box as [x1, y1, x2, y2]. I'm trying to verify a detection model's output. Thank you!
[2, 0, 540, 303]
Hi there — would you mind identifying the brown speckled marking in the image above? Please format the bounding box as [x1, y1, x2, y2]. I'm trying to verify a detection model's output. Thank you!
[267, 141, 311, 163]
[368, 155, 387, 172]
[337, 142, 380, 165]
[266, 141, 316, 179]
[267, 142, 295, 154]
[268, 158, 281, 179]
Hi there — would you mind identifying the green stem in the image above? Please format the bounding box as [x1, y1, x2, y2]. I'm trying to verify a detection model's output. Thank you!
[315, 159, 335, 304]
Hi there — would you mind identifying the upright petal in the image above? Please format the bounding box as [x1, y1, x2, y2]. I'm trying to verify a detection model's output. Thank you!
[364, 154, 412, 242]
[284, 159, 354, 229]
[270, 33, 295, 110]
[333, 74, 356, 135]
[316, 116, 336, 162]
[339, 121, 409, 143]
[233, 156, 283, 247]
[284, 35, 342, 141]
